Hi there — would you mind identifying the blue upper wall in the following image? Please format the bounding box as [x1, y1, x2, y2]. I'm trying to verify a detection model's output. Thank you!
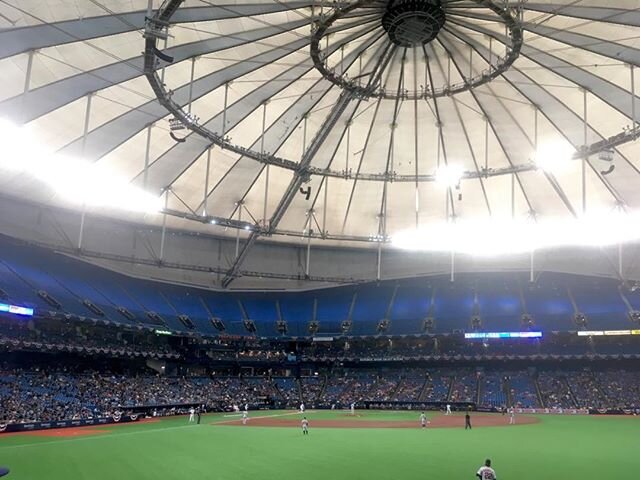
[0, 235, 636, 338]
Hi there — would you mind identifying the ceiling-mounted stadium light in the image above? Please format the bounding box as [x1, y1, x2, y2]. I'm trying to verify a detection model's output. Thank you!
[534, 140, 575, 173]
[435, 164, 463, 187]
[0, 118, 162, 214]
[392, 208, 640, 255]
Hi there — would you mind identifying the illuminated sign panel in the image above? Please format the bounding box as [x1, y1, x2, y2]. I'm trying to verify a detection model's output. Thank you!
[0, 303, 34, 317]
[464, 331, 542, 339]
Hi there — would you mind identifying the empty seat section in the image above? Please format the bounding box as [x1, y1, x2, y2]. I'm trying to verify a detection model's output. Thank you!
[315, 289, 352, 334]
[161, 285, 213, 333]
[0, 261, 48, 309]
[571, 278, 629, 329]
[523, 278, 574, 331]
[239, 295, 278, 335]
[201, 294, 246, 335]
[476, 278, 522, 331]
[279, 293, 314, 337]
[351, 284, 395, 335]
[432, 283, 474, 332]
[389, 284, 431, 334]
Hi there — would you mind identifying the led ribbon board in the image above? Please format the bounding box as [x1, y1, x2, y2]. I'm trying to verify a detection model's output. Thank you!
[0, 302, 34, 317]
[465, 331, 543, 339]
[578, 330, 640, 336]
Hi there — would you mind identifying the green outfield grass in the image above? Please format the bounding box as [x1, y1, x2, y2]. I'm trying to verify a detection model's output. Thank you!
[0, 410, 637, 479]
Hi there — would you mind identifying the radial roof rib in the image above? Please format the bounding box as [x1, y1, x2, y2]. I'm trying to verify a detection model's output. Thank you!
[424, 45, 456, 218]
[0, 20, 309, 122]
[524, 3, 640, 27]
[449, 18, 640, 122]
[454, 35, 632, 207]
[0, 2, 312, 59]
[430, 42, 491, 216]
[222, 92, 357, 287]
[58, 37, 311, 162]
[58, 15, 371, 162]
[443, 32, 629, 207]
[450, 11, 640, 66]
[434, 35, 533, 215]
[198, 32, 384, 218]
[141, 23, 381, 197]
[441, 31, 576, 217]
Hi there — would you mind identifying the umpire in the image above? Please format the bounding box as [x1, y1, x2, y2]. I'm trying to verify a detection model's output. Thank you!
[465, 412, 472, 430]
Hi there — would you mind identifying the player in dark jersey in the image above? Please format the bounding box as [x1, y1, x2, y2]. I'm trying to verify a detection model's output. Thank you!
[465, 412, 472, 430]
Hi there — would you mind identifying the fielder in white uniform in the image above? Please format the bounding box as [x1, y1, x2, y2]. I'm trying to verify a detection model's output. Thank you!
[446, 404, 452, 415]
[188, 407, 195, 423]
[242, 411, 248, 425]
[301, 417, 309, 435]
[420, 412, 427, 428]
[509, 407, 515, 425]
[476, 459, 497, 480]
[300, 402, 305, 414]
[350, 402, 355, 415]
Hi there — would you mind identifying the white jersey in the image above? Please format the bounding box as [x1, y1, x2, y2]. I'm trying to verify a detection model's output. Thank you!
[420, 414, 427, 424]
[477, 466, 497, 480]
[300, 403, 305, 411]
[301, 419, 309, 429]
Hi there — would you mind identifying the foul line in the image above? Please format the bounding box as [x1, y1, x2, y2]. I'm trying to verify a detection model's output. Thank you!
[0, 411, 306, 450]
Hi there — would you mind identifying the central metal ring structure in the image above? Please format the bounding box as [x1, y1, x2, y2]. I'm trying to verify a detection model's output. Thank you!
[310, 0, 524, 100]
[381, 0, 446, 47]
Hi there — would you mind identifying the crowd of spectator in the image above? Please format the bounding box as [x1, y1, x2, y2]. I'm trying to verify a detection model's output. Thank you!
[3, 360, 640, 425]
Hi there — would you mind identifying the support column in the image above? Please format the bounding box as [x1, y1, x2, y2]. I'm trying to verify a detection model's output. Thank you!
[235, 201, 243, 259]
[222, 83, 229, 138]
[78, 92, 94, 250]
[261, 102, 269, 224]
[450, 250, 455, 283]
[631, 65, 636, 132]
[530, 249, 535, 283]
[582, 89, 588, 214]
[322, 178, 328, 236]
[22, 50, 35, 122]
[143, 124, 153, 189]
[618, 243, 623, 279]
[159, 190, 169, 261]
[203, 146, 212, 216]
[305, 210, 313, 277]
[187, 57, 197, 114]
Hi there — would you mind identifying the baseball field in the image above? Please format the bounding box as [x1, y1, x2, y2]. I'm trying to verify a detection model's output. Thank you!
[0, 410, 637, 479]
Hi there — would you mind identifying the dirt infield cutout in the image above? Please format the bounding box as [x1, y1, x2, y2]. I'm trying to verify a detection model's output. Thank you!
[223, 413, 540, 429]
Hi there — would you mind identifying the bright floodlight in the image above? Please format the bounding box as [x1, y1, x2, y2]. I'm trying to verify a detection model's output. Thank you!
[392, 209, 640, 255]
[0, 118, 161, 214]
[534, 140, 575, 173]
[435, 164, 464, 187]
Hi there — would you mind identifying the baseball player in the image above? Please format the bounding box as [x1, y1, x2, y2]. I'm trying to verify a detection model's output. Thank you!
[188, 407, 195, 423]
[350, 402, 355, 415]
[196, 408, 201, 425]
[476, 459, 497, 480]
[465, 412, 472, 430]
[300, 402, 305, 414]
[420, 412, 427, 428]
[446, 404, 452, 415]
[509, 407, 515, 425]
[301, 416, 309, 435]
[242, 410, 248, 425]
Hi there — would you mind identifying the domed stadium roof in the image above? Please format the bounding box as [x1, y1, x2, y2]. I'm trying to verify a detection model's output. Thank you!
[1, 1, 640, 287]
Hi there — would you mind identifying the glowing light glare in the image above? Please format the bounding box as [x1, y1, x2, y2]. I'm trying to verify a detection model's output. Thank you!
[534, 140, 575, 173]
[0, 118, 161, 213]
[435, 164, 464, 186]
[392, 210, 640, 255]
